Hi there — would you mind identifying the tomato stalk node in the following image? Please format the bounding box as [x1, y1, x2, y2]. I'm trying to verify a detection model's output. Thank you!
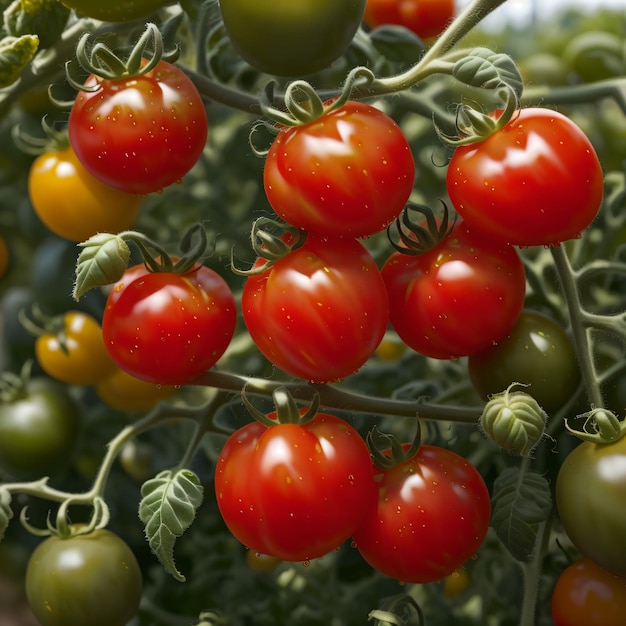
[241, 385, 320, 428]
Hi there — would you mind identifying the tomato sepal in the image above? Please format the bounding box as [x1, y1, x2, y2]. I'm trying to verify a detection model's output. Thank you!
[565, 407, 626, 444]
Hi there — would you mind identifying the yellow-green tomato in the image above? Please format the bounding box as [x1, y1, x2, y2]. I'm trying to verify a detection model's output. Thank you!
[60, 0, 171, 21]
[219, 0, 366, 76]
[26, 528, 143, 626]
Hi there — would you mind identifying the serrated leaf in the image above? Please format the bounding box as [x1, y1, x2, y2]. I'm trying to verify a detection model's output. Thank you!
[369, 25, 425, 64]
[0, 33, 38, 87]
[0, 489, 13, 542]
[453, 47, 523, 99]
[490, 467, 552, 562]
[73, 233, 131, 300]
[139, 469, 204, 582]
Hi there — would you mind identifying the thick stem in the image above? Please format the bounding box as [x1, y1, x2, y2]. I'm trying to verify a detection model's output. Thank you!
[519, 517, 552, 626]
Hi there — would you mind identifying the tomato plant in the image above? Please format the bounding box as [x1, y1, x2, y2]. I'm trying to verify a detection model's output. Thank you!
[102, 263, 236, 385]
[446, 108, 604, 247]
[0, 376, 80, 479]
[28, 144, 142, 242]
[556, 434, 626, 578]
[352, 444, 491, 583]
[215, 409, 376, 561]
[25, 528, 143, 626]
[69, 59, 208, 195]
[59, 0, 171, 21]
[219, 0, 366, 76]
[552, 558, 626, 626]
[264, 101, 415, 238]
[468, 310, 580, 413]
[241, 233, 389, 382]
[35, 311, 117, 385]
[381, 219, 526, 359]
[363, 0, 455, 40]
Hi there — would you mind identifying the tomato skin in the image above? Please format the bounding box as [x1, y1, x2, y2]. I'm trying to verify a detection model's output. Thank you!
[0, 234, 8, 278]
[556, 436, 626, 578]
[468, 310, 580, 413]
[69, 60, 208, 195]
[215, 412, 376, 561]
[364, 0, 455, 40]
[241, 234, 389, 382]
[25, 528, 142, 626]
[552, 558, 626, 626]
[352, 445, 491, 584]
[0, 378, 80, 479]
[219, 0, 366, 76]
[381, 220, 526, 359]
[446, 108, 604, 247]
[102, 264, 236, 385]
[60, 0, 171, 21]
[28, 145, 141, 242]
[264, 101, 415, 238]
[35, 312, 117, 386]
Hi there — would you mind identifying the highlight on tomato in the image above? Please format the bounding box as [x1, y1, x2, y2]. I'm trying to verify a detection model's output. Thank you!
[28, 143, 142, 242]
[363, 0, 456, 40]
[241, 232, 389, 382]
[446, 107, 604, 247]
[214, 391, 376, 562]
[552, 558, 626, 626]
[102, 262, 237, 386]
[264, 100, 415, 238]
[352, 440, 491, 584]
[381, 209, 526, 359]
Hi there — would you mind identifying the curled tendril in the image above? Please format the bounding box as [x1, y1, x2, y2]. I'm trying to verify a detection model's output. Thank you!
[388, 200, 456, 255]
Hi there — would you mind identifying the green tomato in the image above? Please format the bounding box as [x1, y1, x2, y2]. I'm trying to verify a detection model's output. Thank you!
[0, 377, 81, 479]
[59, 0, 171, 21]
[26, 528, 143, 626]
[468, 310, 580, 413]
[219, 0, 366, 76]
[556, 435, 626, 578]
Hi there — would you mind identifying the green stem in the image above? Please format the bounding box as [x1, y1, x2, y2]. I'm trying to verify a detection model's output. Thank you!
[522, 77, 626, 108]
[194, 370, 482, 424]
[550, 245, 604, 409]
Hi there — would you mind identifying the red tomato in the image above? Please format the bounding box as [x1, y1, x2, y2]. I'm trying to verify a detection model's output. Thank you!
[446, 108, 604, 247]
[363, 0, 455, 40]
[215, 411, 376, 561]
[352, 445, 491, 583]
[68, 59, 208, 195]
[102, 264, 236, 385]
[381, 220, 526, 359]
[264, 101, 415, 238]
[552, 558, 626, 626]
[241, 234, 389, 382]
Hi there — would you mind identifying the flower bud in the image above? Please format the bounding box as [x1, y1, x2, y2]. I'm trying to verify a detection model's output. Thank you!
[480, 384, 547, 456]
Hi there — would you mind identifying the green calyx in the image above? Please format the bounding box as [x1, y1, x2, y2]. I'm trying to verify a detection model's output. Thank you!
[367, 424, 422, 470]
[66, 22, 179, 89]
[565, 407, 626, 444]
[242, 385, 320, 428]
[12, 115, 70, 157]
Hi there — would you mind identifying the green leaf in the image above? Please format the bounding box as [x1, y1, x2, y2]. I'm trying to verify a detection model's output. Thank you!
[453, 47, 523, 99]
[139, 469, 204, 582]
[4, 0, 71, 49]
[0, 33, 38, 87]
[73, 233, 131, 300]
[0, 488, 13, 542]
[490, 467, 551, 562]
[369, 25, 425, 64]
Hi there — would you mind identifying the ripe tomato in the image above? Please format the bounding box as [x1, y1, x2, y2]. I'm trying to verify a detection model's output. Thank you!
[0, 233, 8, 278]
[552, 558, 626, 626]
[468, 310, 580, 413]
[264, 101, 415, 238]
[363, 0, 455, 40]
[446, 108, 604, 247]
[69, 59, 208, 195]
[95, 366, 177, 412]
[219, 0, 366, 76]
[352, 445, 491, 583]
[0, 377, 80, 479]
[215, 411, 376, 561]
[59, 0, 171, 21]
[556, 435, 626, 578]
[35, 311, 117, 385]
[28, 144, 142, 242]
[102, 264, 236, 385]
[381, 220, 526, 359]
[241, 234, 389, 382]
[26, 528, 142, 626]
